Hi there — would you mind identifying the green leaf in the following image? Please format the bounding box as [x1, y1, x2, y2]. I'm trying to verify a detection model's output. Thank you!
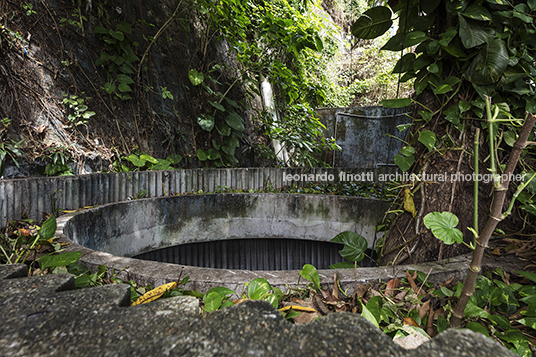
[116, 22, 132, 35]
[437, 315, 449, 333]
[488, 314, 511, 329]
[140, 154, 158, 164]
[400, 145, 415, 156]
[39, 214, 57, 240]
[404, 31, 427, 48]
[329, 262, 355, 269]
[516, 271, 536, 284]
[94, 25, 109, 34]
[393, 53, 416, 74]
[397, 123, 412, 132]
[422, 0, 441, 14]
[381, 32, 405, 51]
[247, 278, 272, 300]
[110, 30, 124, 41]
[518, 317, 536, 330]
[116, 74, 134, 84]
[197, 149, 208, 161]
[331, 231, 367, 262]
[149, 158, 171, 171]
[423, 212, 463, 244]
[465, 322, 489, 337]
[204, 292, 223, 312]
[462, 5, 492, 21]
[207, 148, 220, 160]
[434, 84, 453, 94]
[103, 82, 116, 94]
[458, 15, 494, 49]
[117, 83, 132, 93]
[209, 101, 225, 112]
[503, 131, 517, 147]
[205, 286, 236, 300]
[300, 264, 321, 290]
[351, 6, 393, 40]
[197, 114, 215, 132]
[418, 130, 437, 152]
[420, 111, 432, 122]
[465, 38, 509, 85]
[361, 302, 379, 328]
[381, 98, 411, 108]
[216, 123, 231, 137]
[39, 251, 81, 271]
[188, 69, 204, 86]
[439, 27, 457, 46]
[127, 154, 146, 167]
[394, 153, 414, 172]
[225, 112, 245, 131]
[166, 154, 183, 165]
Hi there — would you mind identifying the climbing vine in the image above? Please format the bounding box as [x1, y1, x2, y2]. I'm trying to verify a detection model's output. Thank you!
[185, 0, 341, 167]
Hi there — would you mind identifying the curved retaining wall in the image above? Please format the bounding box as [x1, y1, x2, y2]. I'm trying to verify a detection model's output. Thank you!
[1, 167, 398, 225]
[56, 196, 471, 293]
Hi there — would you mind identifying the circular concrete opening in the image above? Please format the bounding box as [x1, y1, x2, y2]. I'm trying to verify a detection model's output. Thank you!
[57, 193, 391, 291]
[132, 238, 373, 270]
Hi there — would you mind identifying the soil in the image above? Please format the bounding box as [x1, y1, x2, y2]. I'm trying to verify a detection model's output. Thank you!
[0, 0, 265, 175]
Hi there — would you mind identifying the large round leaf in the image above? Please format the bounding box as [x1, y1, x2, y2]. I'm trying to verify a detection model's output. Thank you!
[351, 6, 392, 39]
[247, 278, 272, 300]
[465, 38, 508, 85]
[423, 211, 463, 244]
[459, 15, 495, 49]
[188, 69, 204, 86]
[331, 231, 368, 262]
[197, 114, 214, 132]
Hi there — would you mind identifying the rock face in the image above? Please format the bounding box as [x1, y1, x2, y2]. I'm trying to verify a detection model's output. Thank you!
[0, 264, 516, 357]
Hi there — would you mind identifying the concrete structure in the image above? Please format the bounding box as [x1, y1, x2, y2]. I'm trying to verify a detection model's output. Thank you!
[317, 106, 411, 167]
[0, 264, 517, 356]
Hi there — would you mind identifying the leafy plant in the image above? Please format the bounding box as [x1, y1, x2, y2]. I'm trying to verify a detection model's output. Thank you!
[60, 6, 87, 35]
[61, 93, 96, 127]
[43, 145, 73, 176]
[113, 151, 183, 172]
[0, 214, 57, 267]
[0, 118, 24, 177]
[94, 22, 140, 100]
[23, 2, 36, 16]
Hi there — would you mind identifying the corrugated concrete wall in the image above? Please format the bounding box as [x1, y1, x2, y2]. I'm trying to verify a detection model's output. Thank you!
[1, 167, 398, 225]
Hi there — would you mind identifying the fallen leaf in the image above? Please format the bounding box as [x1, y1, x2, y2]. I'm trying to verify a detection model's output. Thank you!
[403, 317, 420, 327]
[403, 188, 417, 218]
[385, 277, 399, 296]
[419, 300, 430, 321]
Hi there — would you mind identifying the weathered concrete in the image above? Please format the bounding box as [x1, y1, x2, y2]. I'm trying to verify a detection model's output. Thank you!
[61, 193, 387, 255]
[0, 167, 398, 225]
[0, 264, 516, 356]
[317, 106, 411, 167]
[54, 193, 480, 293]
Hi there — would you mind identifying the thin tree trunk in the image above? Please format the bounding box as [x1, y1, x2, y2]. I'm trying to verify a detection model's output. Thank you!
[450, 112, 536, 328]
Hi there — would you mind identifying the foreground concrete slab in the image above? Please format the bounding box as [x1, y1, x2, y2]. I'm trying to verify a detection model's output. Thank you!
[0, 265, 516, 357]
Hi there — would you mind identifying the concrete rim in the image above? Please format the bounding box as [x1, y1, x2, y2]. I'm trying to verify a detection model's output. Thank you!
[55, 193, 473, 293]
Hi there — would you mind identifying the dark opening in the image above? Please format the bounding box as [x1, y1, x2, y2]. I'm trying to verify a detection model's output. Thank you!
[131, 238, 373, 270]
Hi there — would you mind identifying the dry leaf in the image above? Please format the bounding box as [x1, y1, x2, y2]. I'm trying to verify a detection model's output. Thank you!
[419, 300, 430, 321]
[386, 277, 399, 296]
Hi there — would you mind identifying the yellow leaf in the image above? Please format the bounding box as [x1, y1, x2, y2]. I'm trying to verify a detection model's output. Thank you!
[131, 282, 177, 306]
[403, 188, 417, 218]
[278, 305, 317, 313]
[61, 209, 78, 213]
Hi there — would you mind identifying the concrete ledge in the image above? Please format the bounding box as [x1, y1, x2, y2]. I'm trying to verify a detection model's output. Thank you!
[0, 265, 516, 357]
